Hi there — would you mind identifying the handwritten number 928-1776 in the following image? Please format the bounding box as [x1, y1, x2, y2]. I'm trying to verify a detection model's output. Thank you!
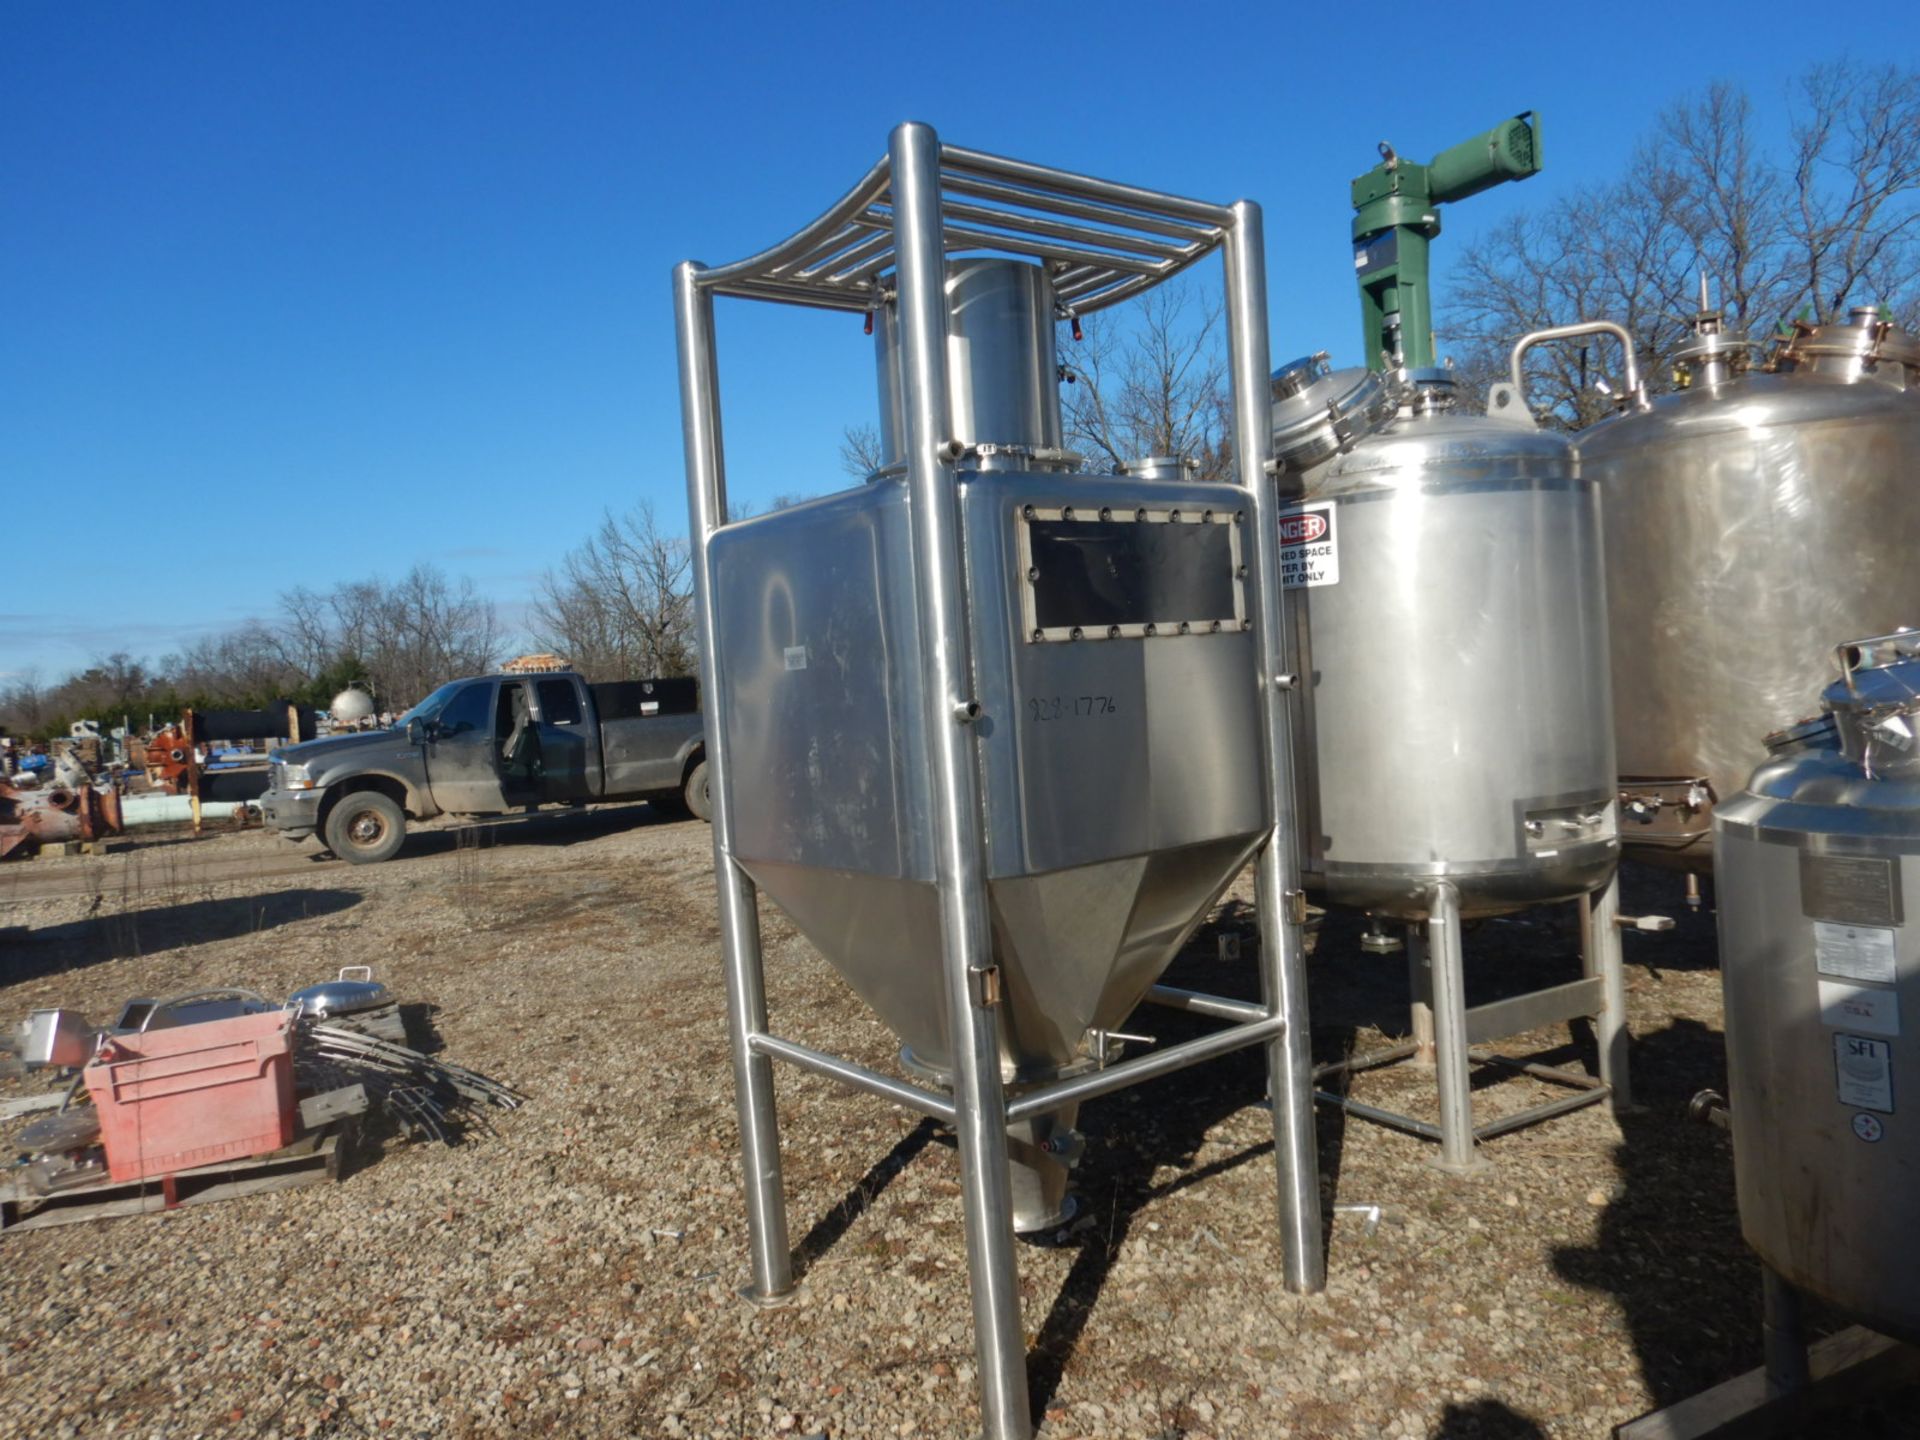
[1027, 695, 1118, 722]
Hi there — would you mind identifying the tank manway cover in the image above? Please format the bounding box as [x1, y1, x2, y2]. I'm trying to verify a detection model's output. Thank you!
[1270, 354, 1395, 475]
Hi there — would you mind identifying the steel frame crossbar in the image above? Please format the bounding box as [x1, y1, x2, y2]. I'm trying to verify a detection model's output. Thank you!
[675, 122, 1323, 1440]
[749, 1008, 1286, 1130]
[1309, 874, 1634, 1172]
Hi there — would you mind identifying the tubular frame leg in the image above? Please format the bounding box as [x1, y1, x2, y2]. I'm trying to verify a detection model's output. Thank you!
[889, 121, 1031, 1440]
[1226, 195, 1324, 1297]
[675, 263, 793, 1304]
[1407, 925, 1436, 1067]
[1428, 883, 1484, 1174]
[718, 862, 793, 1302]
[1763, 1267, 1812, 1398]
[1256, 849, 1325, 1293]
[1582, 872, 1633, 1110]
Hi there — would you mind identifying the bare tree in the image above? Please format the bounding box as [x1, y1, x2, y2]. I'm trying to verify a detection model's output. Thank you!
[359, 565, 501, 705]
[0, 669, 46, 736]
[1060, 283, 1233, 480]
[1444, 61, 1920, 426]
[838, 423, 886, 480]
[527, 502, 694, 681]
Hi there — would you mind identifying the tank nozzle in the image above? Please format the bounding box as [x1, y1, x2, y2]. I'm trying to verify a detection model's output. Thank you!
[1688, 1089, 1730, 1130]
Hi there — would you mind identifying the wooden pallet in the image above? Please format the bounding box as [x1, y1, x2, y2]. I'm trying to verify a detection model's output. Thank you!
[0, 1127, 342, 1236]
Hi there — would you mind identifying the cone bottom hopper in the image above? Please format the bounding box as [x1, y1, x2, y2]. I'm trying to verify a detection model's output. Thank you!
[675, 122, 1323, 1440]
[714, 468, 1269, 1227]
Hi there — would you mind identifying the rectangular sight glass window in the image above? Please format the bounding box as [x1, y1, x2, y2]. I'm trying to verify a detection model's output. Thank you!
[1020, 507, 1243, 640]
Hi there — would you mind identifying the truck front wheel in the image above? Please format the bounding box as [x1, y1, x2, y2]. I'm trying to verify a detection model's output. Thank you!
[683, 759, 712, 823]
[325, 791, 407, 864]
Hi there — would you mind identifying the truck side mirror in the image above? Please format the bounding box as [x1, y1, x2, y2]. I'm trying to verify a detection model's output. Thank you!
[406, 718, 426, 746]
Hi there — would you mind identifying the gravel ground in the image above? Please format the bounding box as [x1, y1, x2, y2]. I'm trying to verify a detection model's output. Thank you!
[2, 810, 1916, 1438]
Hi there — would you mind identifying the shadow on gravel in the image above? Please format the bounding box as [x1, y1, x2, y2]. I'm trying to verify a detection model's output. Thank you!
[1552, 1021, 1754, 1409]
[1430, 1399, 1548, 1437]
[3, 887, 363, 981]
[392, 802, 686, 862]
[400, 1001, 445, 1055]
[792, 1118, 941, 1283]
[1023, 904, 1331, 1425]
[1559, 866, 1920, 1435]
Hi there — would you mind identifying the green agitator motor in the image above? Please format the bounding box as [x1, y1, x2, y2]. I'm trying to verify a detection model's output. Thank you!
[1351, 112, 1542, 370]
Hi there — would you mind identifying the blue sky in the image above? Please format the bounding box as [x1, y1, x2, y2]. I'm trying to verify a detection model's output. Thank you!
[3, 1, 1905, 678]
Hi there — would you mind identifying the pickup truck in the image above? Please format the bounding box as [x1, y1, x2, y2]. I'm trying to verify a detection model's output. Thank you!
[260, 672, 707, 864]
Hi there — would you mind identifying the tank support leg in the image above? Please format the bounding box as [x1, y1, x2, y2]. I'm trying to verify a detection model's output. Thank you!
[1407, 925, 1436, 1067]
[889, 121, 1031, 1440]
[1762, 1267, 1812, 1397]
[717, 861, 794, 1303]
[1581, 872, 1634, 1110]
[1226, 190, 1325, 1298]
[676, 259, 792, 1306]
[1428, 883, 1485, 1174]
[1257, 848, 1327, 1294]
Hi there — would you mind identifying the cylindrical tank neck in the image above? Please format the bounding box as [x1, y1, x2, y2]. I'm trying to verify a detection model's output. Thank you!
[874, 258, 1073, 473]
[1396, 366, 1458, 417]
[1769, 306, 1920, 389]
[1673, 308, 1749, 388]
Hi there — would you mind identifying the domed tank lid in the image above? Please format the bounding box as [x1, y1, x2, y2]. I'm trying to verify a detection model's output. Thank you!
[1269, 352, 1396, 473]
[1819, 631, 1920, 776]
[1824, 632, 1920, 713]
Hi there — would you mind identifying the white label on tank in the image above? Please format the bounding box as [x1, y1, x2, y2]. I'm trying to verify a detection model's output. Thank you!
[783, 646, 808, 672]
[1815, 921, 1900, 983]
[1819, 979, 1901, 1037]
[1834, 1034, 1895, 1113]
[1278, 503, 1338, 588]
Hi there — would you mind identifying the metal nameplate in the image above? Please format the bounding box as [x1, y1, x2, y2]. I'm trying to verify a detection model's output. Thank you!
[1800, 851, 1904, 927]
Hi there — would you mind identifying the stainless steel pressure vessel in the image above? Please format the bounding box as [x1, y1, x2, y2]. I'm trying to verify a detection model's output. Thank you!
[1716, 632, 1920, 1343]
[1272, 362, 1618, 919]
[1582, 308, 1920, 870]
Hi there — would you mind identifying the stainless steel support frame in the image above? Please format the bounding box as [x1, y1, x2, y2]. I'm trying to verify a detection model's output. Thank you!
[1312, 872, 1633, 1170]
[675, 121, 1324, 1440]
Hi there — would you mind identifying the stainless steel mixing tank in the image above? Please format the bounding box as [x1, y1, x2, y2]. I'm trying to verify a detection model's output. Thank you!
[1581, 305, 1920, 871]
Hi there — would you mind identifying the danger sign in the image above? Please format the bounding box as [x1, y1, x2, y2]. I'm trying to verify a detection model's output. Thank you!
[1278, 502, 1339, 588]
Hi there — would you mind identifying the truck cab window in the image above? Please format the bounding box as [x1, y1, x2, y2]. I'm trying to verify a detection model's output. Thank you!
[498, 681, 540, 788]
[536, 679, 582, 725]
[436, 682, 493, 737]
